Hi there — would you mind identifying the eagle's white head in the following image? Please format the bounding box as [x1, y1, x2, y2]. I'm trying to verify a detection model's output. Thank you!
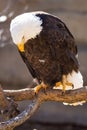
[10, 11, 45, 51]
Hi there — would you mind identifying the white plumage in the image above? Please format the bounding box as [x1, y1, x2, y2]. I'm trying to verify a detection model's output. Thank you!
[10, 12, 43, 44]
[54, 71, 83, 90]
[66, 71, 83, 89]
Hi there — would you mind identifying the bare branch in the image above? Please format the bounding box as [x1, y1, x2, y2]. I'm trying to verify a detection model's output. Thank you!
[4, 88, 35, 101]
[0, 85, 19, 123]
[0, 85, 87, 130]
[3, 86, 87, 103]
[0, 86, 9, 109]
[0, 100, 40, 130]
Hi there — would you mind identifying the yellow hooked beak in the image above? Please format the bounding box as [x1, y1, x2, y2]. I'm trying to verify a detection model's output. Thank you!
[17, 36, 25, 52]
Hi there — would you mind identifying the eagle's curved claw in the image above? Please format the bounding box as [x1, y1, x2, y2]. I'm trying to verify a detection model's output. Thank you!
[54, 81, 74, 93]
[34, 82, 48, 94]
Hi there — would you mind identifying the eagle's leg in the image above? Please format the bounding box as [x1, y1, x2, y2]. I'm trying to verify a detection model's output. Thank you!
[34, 82, 48, 94]
[54, 75, 74, 93]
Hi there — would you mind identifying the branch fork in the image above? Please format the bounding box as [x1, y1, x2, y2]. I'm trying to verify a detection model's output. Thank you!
[0, 85, 87, 130]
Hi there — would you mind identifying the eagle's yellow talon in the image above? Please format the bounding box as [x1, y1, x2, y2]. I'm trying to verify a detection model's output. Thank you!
[55, 82, 62, 87]
[34, 82, 48, 94]
[34, 84, 42, 94]
[66, 82, 74, 88]
[62, 84, 66, 93]
[55, 81, 74, 93]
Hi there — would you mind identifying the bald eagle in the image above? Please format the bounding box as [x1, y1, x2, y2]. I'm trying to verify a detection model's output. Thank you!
[10, 11, 83, 93]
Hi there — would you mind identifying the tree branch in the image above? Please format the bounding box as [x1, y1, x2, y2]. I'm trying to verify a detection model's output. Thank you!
[3, 86, 87, 103]
[0, 100, 40, 130]
[0, 85, 87, 130]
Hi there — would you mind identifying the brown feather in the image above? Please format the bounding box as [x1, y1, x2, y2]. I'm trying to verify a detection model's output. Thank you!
[20, 13, 78, 86]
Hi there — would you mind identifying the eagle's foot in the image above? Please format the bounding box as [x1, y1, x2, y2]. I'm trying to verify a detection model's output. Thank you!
[54, 81, 74, 93]
[66, 82, 74, 89]
[55, 81, 66, 93]
[34, 82, 48, 94]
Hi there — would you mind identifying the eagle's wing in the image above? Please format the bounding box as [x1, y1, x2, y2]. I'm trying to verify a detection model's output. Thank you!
[19, 51, 38, 79]
[44, 15, 78, 67]
[38, 13, 79, 73]
[62, 21, 78, 65]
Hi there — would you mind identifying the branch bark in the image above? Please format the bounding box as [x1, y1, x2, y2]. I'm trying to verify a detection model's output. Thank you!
[0, 100, 40, 130]
[3, 86, 87, 103]
[0, 85, 87, 130]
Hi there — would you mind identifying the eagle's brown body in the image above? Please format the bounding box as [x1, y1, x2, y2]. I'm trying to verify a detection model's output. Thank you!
[20, 13, 78, 86]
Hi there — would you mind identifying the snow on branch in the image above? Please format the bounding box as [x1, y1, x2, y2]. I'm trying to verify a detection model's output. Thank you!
[0, 85, 87, 130]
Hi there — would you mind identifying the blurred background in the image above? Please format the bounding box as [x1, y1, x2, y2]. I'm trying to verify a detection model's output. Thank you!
[0, 0, 87, 130]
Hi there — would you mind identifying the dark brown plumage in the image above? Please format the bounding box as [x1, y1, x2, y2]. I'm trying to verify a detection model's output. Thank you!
[19, 13, 78, 86]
